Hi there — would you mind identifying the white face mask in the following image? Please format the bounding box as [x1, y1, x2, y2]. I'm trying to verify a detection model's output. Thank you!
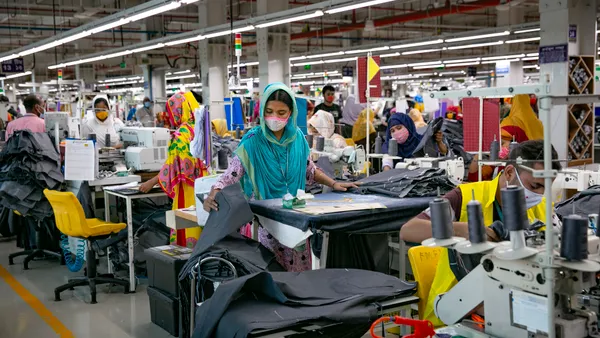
[264, 116, 288, 132]
[514, 170, 543, 209]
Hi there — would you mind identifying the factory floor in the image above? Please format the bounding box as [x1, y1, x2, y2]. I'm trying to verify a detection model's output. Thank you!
[0, 239, 170, 338]
[0, 239, 385, 338]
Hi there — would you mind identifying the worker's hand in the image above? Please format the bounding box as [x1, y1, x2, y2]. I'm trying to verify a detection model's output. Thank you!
[486, 227, 500, 242]
[434, 131, 444, 144]
[138, 180, 155, 193]
[332, 181, 361, 192]
[203, 189, 221, 212]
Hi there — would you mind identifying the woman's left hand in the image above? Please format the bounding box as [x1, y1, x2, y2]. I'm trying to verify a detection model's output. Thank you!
[332, 181, 361, 191]
[434, 131, 444, 144]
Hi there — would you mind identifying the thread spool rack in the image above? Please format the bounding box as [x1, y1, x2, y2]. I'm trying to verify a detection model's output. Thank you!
[567, 55, 595, 166]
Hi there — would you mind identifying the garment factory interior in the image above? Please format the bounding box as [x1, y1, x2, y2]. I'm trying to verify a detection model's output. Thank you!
[1, 0, 600, 337]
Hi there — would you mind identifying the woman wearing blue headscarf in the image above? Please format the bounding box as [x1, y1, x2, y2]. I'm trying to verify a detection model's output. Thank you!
[203, 83, 357, 271]
[381, 113, 448, 171]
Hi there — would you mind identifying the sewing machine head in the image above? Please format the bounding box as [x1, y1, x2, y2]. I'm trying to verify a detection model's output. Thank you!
[119, 127, 170, 148]
[119, 127, 170, 171]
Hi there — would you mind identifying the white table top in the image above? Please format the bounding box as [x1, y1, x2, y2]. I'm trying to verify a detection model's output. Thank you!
[89, 175, 141, 187]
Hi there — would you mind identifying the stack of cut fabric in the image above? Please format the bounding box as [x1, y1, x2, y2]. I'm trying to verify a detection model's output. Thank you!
[0, 130, 63, 220]
[354, 167, 456, 198]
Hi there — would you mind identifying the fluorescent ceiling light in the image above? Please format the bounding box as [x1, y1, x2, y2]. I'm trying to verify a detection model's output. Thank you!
[309, 51, 344, 59]
[256, 10, 323, 28]
[505, 37, 540, 44]
[325, 0, 395, 14]
[289, 56, 306, 61]
[131, 43, 164, 53]
[324, 57, 356, 63]
[526, 53, 539, 57]
[522, 56, 539, 61]
[0, 54, 19, 62]
[228, 61, 260, 68]
[127, 76, 142, 80]
[412, 64, 444, 70]
[380, 52, 400, 58]
[103, 77, 127, 82]
[514, 28, 540, 34]
[523, 65, 539, 69]
[408, 61, 443, 67]
[173, 70, 191, 75]
[447, 41, 504, 50]
[437, 71, 465, 75]
[48, 64, 66, 70]
[444, 61, 480, 67]
[90, 18, 130, 34]
[293, 60, 325, 66]
[59, 31, 91, 44]
[128, 2, 181, 22]
[165, 35, 203, 46]
[446, 31, 509, 43]
[344, 46, 390, 54]
[180, 0, 200, 3]
[444, 58, 481, 64]
[380, 64, 408, 70]
[401, 48, 443, 55]
[19, 41, 61, 56]
[203, 25, 253, 39]
[5, 71, 32, 79]
[390, 39, 444, 49]
[166, 74, 198, 81]
[105, 50, 133, 58]
[481, 58, 520, 64]
[481, 54, 524, 60]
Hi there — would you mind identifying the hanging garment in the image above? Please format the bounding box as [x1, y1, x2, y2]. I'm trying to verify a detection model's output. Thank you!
[0, 130, 63, 220]
[192, 269, 416, 338]
[355, 168, 456, 198]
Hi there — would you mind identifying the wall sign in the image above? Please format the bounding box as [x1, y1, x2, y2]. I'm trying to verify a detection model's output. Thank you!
[539, 44, 568, 64]
[1, 58, 24, 73]
[569, 25, 577, 42]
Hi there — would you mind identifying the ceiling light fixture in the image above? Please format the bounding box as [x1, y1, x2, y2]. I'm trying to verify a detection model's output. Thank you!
[444, 58, 481, 64]
[203, 25, 254, 39]
[166, 74, 198, 81]
[289, 56, 307, 61]
[345, 46, 390, 54]
[514, 28, 540, 34]
[324, 57, 357, 64]
[128, 2, 181, 22]
[412, 64, 444, 70]
[379, 64, 408, 70]
[4, 71, 32, 79]
[325, 0, 396, 14]
[445, 31, 510, 43]
[308, 51, 344, 59]
[522, 56, 539, 61]
[256, 10, 324, 28]
[444, 61, 481, 67]
[131, 43, 165, 53]
[380, 52, 400, 58]
[481, 58, 520, 64]
[481, 54, 525, 60]
[390, 39, 444, 49]
[446, 41, 504, 50]
[165, 35, 203, 46]
[408, 61, 444, 67]
[401, 48, 443, 55]
[505, 37, 540, 44]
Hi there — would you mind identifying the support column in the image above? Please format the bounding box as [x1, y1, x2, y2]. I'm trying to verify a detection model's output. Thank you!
[257, 0, 290, 92]
[495, 7, 526, 87]
[198, 0, 228, 119]
[151, 69, 166, 100]
[539, 0, 596, 161]
[495, 60, 524, 87]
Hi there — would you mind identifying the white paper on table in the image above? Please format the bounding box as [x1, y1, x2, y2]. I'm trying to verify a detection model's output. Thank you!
[257, 216, 313, 249]
[64, 140, 96, 181]
[103, 182, 139, 191]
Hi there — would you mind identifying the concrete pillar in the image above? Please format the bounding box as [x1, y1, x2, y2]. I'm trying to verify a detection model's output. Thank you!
[495, 61, 524, 87]
[198, 0, 228, 119]
[257, 0, 290, 92]
[539, 0, 597, 160]
[151, 69, 166, 101]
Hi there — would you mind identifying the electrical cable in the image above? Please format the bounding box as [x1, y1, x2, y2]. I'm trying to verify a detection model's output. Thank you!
[60, 234, 85, 272]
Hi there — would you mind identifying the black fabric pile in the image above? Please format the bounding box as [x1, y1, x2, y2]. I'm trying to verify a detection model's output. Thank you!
[354, 167, 456, 198]
[441, 119, 473, 167]
[212, 134, 240, 158]
[0, 130, 63, 220]
[191, 269, 416, 338]
[178, 235, 285, 338]
[555, 185, 600, 220]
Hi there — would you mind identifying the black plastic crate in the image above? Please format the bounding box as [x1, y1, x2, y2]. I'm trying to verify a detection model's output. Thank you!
[148, 286, 180, 337]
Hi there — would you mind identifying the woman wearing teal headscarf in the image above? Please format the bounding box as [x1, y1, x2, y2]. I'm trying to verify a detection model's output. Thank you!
[205, 83, 357, 271]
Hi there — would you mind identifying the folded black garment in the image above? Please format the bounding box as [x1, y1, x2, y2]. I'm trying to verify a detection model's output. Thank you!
[354, 167, 456, 198]
[193, 182, 254, 256]
[193, 269, 416, 338]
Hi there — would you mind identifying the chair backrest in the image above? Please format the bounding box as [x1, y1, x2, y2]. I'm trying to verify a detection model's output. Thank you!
[43, 189, 90, 238]
[408, 246, 442, 319]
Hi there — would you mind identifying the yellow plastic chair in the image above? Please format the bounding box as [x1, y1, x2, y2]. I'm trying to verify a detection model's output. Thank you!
[44, 189, 129, 304]
[345, 138, 355, 146]
[408, 246, 442, 319]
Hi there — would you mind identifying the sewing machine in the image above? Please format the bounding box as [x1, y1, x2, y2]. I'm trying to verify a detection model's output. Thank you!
[311, 141, 366, 178]
[395, 156, 465, 184]
[119, 127, 170, 171]
[426, 187, 600, 338]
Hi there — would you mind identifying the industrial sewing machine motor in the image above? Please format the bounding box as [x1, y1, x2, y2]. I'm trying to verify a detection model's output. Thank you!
[120, 127, 169, 171]
[423, 185, 600, 338]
